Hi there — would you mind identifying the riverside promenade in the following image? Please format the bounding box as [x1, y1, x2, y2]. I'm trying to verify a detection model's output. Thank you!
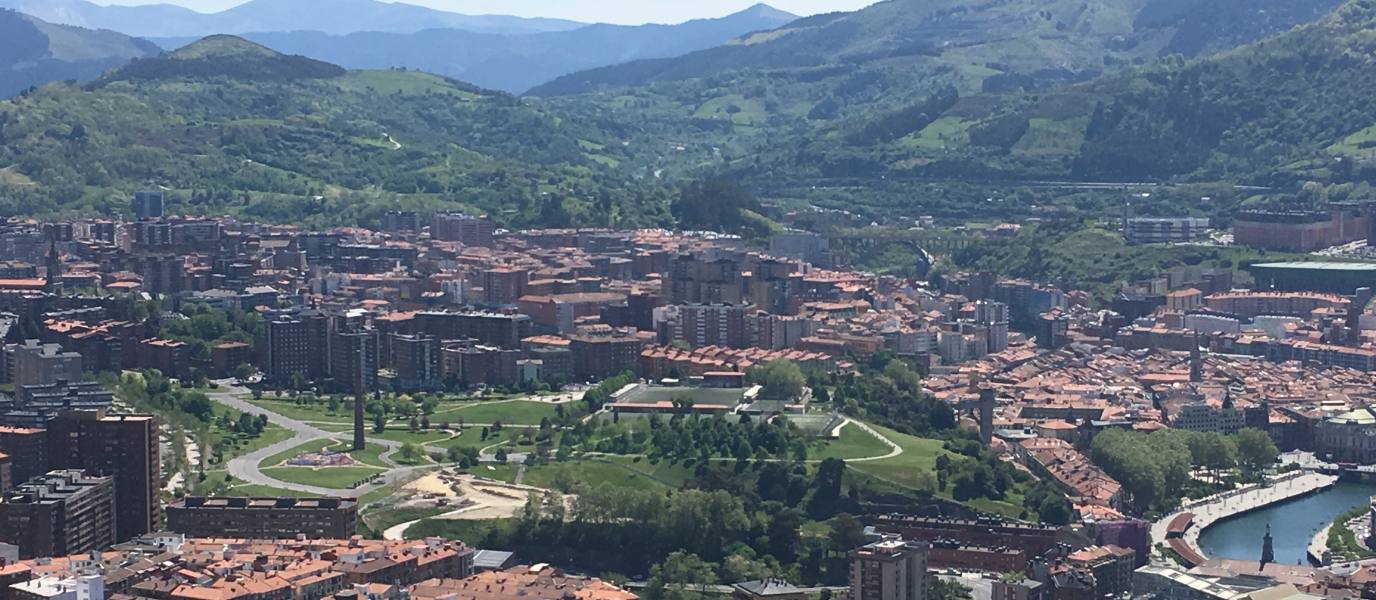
[1152, 471, 1338, 561]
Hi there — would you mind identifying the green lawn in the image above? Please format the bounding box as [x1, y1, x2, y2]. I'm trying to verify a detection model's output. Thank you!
[365, 429, 452, 444]
[845, 423, 953, 491]
[405, 517, 495, 542]
[261, 439, 346, 468]
[482, 460, 671, 492]
[249, 398, 352, 423]
[261, 466, 386, 489]
[223, 484, 323, 498]
[211, 423, 296, 466]
[434, 426, 518, 450]
[812, 422, 892, 460]
[603, 455, 706, 488]
[429, 400, 564, 426]
[325, 441, 391, 468]
[364, 506, 452, 538]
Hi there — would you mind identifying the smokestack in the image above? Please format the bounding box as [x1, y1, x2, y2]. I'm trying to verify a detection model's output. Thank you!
[353, 373, 366, 451]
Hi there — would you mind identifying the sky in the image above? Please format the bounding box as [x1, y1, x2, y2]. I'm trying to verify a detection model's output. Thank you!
[90, 0, 880, 25]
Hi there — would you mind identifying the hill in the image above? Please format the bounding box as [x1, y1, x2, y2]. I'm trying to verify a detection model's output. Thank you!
[146, 4, 799, 94]
[0, 8, 158, 98]
[0, 36, 673, 230]
[532, 0, 1343, 98]
[727, 0, 1376, 192]
[0, 0, 585, 38]
[106, 35, 347, 83]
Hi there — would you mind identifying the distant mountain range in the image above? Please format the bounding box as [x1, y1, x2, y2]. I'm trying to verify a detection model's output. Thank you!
[146, 4, 799, 94]
[0, 8, 158, 98]
[0, 0, 586, 38]
[531, 0, 1346, 98]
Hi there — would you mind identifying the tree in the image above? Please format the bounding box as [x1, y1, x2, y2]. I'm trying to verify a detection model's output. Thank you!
[827, 513, 866, 553]
[290, 371, 308, 392]
[1038, 494, 1075, 525]
[651, 551, 718, 590]
[328, 396, 342, 414]
[807, 458, 846, 519]
[373, 414, 387, 433]
[233, 363, 255, 383]
[1235, 428, 1279, 474]
[481, 426, 490, 441]
[495, 448, 508, 463]
[400, 442, 421, 462]
[753, 359, 805, 400]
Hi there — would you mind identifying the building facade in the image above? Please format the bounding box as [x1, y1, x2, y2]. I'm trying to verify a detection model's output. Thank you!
[0, 470, 116, 558]
[46, 410, 161, 542]
[166, 497, 359, 539]
[849, 539, 928, 600]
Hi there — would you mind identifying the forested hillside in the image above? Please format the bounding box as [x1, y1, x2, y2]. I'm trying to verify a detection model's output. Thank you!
[0, 36, 675, 230]
[726, 0, 1376, 192]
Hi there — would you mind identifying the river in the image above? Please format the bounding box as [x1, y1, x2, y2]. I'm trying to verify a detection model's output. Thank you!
[1196, 481, 1376, 566]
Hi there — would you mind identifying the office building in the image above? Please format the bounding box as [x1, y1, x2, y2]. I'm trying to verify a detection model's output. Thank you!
[0, 470, 116, 558]
[133, 191, 164, 220]
[0, 427, 46, 485]
[392, 334, 441, 392]
[1123, 217, 1210, 244]
[4, 341, 82, 388]
[47, 410, 160, 542]
[383, 211, 420, 233]
[663, 303, 754, 349]
[166, 496, 359, 539]
[262, 315, 309, 385]
[331, 327, 379, 393]
[432, 212, 494, 247]
[848, 538, 929, 600]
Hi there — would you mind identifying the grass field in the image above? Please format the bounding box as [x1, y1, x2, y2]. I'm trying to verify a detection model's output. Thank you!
[602, 455, 707, 488]
[846, 424, 1027, 519]
[261, 439, 345, 468]
[1011, 117, 1089, 156]
[486, 460, 671, 492]
[325, 441, 391, 468]
[405, 517, 492, 542]
[341, 70, 478, 98]
[249, 398, 352, 423]
[429, 400, 564, 426]
[224, 484, 323, 498]
[261, 466, 386, 489]
[900, 116, 972, 149]
[811, 422, 892, 461]
[210, 422, 296, 467]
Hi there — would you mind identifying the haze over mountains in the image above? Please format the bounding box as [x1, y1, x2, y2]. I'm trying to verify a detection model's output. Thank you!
[0, 8, 159, 98]
[147, 4, 800, 93]
[0, 0, 586, 37]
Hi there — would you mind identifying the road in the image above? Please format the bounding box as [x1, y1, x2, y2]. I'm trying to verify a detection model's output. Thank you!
[210, 385, 440, 497]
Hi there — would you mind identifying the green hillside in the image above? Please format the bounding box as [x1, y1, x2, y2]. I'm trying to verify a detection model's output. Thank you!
[0, 36, 674, 228]
[530, 0, 1346, 189]
[731, 0, 1376, 191]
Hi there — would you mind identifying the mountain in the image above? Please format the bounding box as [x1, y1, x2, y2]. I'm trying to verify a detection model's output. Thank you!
[146, 4, 799, 94]
[705, 0, 1376, 224]
[532, 0, 1344, 98]
[0, 0, 586, 38]
[0, 36, 672, 230]
[0, 8, 159, 99]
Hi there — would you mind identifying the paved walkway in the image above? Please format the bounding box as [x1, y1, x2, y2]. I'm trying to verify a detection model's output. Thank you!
[1310, 524, 1332, 565]
[210, 386, 440, 497]
[1151, 471, 1338, 561]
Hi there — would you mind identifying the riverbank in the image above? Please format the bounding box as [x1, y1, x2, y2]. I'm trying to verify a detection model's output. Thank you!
[1153, 471, 1338, 563]
[1309, 525, 1332, 566]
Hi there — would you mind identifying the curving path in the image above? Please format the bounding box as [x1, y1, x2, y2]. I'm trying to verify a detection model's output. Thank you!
[840, 418, 904, 462]
[210, 386, 441, 497]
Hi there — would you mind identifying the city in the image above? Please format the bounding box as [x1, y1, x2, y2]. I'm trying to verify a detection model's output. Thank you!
[0, 193, 1367, 600]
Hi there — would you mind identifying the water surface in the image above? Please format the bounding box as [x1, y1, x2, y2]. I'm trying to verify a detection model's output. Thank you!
[1196, 481, 1376, 565]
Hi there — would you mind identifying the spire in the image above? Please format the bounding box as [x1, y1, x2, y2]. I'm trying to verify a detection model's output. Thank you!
[1261, 523, 1275, 568]
[44, 235, 62, 293]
